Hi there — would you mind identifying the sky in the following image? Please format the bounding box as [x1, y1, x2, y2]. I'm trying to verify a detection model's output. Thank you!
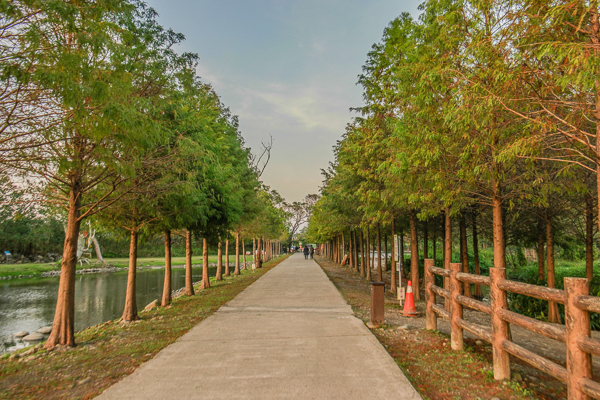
[144, 0, 422, 203]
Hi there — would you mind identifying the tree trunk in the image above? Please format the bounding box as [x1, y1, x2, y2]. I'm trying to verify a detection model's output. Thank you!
[444, 208, 452, 311]
[201, 238, 210, 289]
[161, 230, 172, 306]
[92, 237, 104, 263]
[586, 192, 594, 282]
[410, 210, 420, 301]
[537, 215, 545, 281]
[235, 232, 241, 275]
[492, 185, 508, 289]
[400, 230, 405, 283]
[122, 228, 139, 321]
[257, 237, 262, 268]
[366, 226, 372, 281]
[225, 238, 230, 276]
[216, 240, 223, 281]
[492, 189, 506, 269]
[354, 230, 359, 273]
[384, 233, 388, 272]
[546, 213, 560, 323]
[360, 229, 366, 277]
[350, 231, 354, 268]
[185, 230, 194, 296]
[423, 222, 429, 259]
[460, 214, 471, 297]
[243, 237, 247, 270]
[372, 241, 377, 275]
[391, 219, 397, 294]
[333, 236, 337, 263]
[433, 220, 437, 262]
[441, 217, 445, 264]
[472, 214, 482, 298]
[45, 185, 82, 348]
[377, 223, 382, 281]
[342, 232, 346, 262]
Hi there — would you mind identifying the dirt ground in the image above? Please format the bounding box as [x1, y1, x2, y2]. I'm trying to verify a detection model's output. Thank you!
[314, 255, 587, 400]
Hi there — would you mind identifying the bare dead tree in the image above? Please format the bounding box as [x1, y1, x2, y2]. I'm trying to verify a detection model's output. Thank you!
[283, 194, 320, 243]
[250, 135, 273, 178]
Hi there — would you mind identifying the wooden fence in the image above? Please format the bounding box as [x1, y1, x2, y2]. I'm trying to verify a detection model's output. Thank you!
[424, 259, 600, 400]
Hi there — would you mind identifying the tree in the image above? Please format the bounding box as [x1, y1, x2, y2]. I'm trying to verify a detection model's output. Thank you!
[2, 0, 168, 348]
[283, 194, 319, 244]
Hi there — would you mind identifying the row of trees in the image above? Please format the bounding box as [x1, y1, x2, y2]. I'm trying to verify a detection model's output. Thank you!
[0, 0, 287, 348]
[308, 0, 600, 324]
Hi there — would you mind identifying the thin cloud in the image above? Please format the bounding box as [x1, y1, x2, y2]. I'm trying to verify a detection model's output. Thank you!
[235, 84, 348, 133]
[195, 63, 221, 86]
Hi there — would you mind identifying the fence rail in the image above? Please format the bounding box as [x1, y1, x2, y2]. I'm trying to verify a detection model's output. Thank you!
[424, 258, 600, 400]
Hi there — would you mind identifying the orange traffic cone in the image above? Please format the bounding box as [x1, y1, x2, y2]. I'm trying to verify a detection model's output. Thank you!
[402, 280, 419, 317]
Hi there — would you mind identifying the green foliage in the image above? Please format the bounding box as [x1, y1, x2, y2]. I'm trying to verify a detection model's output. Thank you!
[0, 176, 64, 255]
[0, 209, 64, 256]
[507, 263, 600, 329]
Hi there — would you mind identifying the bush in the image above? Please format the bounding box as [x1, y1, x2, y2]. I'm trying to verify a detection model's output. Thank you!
[508, 263, 600, 330]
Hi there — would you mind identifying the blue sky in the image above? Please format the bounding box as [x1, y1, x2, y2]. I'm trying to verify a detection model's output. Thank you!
[144, 0, 422, 202]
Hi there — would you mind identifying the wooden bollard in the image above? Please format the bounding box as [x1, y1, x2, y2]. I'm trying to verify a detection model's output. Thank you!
[564, 277, 592, 400]
[490, 267, 511, 380]
[425, 259, 437, 331]
[369, 282, 385, 328]
[450, 262, 463, 350]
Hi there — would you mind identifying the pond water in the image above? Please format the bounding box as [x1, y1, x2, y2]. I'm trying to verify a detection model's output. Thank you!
[0, 266, 208, 353]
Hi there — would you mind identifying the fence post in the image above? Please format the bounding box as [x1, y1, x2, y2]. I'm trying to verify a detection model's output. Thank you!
[564, 277, 592, 400]
[450, 262, 463, 350]
[490, 267, 511, 380]
[370, 282, 385, 328]
[425, 259, 436, 331]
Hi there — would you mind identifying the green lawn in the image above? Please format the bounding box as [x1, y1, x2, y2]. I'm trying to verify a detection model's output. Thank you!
[0, 255, 234, 278]
[108, 256, 220, 268]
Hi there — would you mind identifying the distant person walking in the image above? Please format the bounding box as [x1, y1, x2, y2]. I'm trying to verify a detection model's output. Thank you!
[309, 246, 314, 259]
[303, 246, 309, 260]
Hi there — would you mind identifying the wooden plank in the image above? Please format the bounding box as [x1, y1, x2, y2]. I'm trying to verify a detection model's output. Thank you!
[497, 308, 565, 343]
[455, 272, 491, 286]
[456, 319, 492, 342]
[497, 279, 565, 304]
[450, 263, 463, 351]
[425, 259, 437, 331]
[431, 303, 450, 320]
[430, 284, 450, 299]
[456, 294, 492, 315]
[574, 295, 600, 314]
[490, 267, 511, 380]
[577, 336, 600, 358]
[430, 265, 450, 278]
[501, 340, 567, 383]
[580, 377, 600, 399]
[565, 277, 593, 400]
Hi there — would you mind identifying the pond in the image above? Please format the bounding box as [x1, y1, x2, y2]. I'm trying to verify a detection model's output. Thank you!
[0, 266, 210, 353]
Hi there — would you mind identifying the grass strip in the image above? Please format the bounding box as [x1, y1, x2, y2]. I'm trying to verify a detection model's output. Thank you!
[0, 254, 290, 400]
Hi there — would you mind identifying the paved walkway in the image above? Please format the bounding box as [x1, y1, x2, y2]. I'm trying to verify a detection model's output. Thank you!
[98, 254, 421, 399]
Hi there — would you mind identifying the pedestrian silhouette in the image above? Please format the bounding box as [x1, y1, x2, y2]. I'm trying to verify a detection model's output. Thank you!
[303, 246, 309, 260]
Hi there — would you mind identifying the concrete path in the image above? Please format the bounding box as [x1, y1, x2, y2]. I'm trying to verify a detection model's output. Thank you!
[98, 254, 421, 399]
